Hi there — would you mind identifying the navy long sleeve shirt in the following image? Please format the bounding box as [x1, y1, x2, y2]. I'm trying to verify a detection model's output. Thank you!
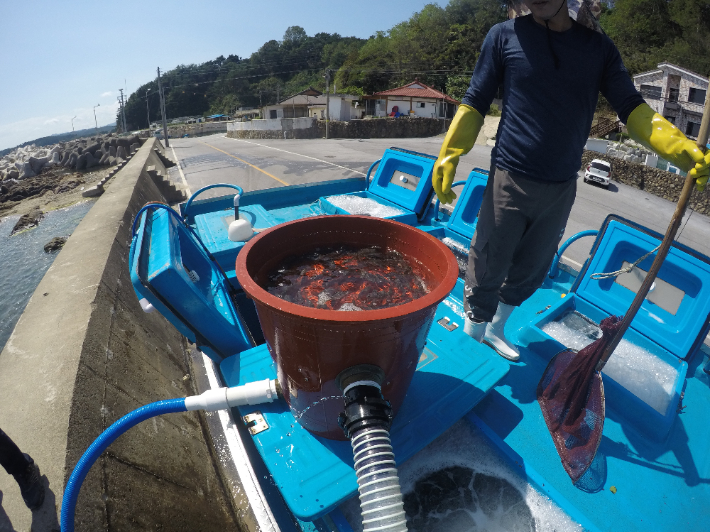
[462, 15, 645, 182]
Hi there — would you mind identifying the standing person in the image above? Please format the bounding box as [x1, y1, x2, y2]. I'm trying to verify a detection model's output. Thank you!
[432, 0, 710, 361]
[0, 427, 45, 510]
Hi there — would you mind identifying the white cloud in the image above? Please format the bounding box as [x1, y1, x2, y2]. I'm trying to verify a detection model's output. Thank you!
[0, 101, 119, 150]
[101, 91, 113, 98]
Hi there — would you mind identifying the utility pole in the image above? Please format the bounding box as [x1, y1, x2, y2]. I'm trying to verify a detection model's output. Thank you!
[119, 88, 128, 133]
[117, 97, 123, 133]
[325, 69, 331, 139]
[93, 103, 100, 135]
[145, 89, 151, 130]
[157, 67, 170, 147]
[71, 116, 77, 136]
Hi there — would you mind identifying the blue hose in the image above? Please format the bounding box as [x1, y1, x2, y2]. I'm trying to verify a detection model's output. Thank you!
[131, 202, 185, 238]
[61, 398, 187, 532]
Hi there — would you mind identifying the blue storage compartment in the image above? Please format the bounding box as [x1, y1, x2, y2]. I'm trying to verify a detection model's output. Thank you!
[129, 208, 253, 361]
[519, 215, 710, 440]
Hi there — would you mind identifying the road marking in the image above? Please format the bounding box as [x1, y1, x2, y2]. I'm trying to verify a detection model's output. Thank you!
[171, 146, 192, 196]
[224, 137, 367, 176]
[202, 142, 290, 186]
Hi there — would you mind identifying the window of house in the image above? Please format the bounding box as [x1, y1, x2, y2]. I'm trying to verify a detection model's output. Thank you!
[270, 109, 277, 119]
[416, 102, 425, 108]
[664, 115, 675, 124]
[689, 88, 707, 105]
[640, 85, 661, 100]
[685, 121, 701, 137]
[668, 88, 679, 102]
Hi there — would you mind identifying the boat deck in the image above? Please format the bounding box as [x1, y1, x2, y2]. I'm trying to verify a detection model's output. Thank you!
[130, 145, 710, 531]
[471, 277, 710, 532]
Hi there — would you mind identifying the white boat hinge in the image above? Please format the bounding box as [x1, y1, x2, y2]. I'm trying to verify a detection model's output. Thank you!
[243, 411, 269, 435]
[437, 317, 458, 331]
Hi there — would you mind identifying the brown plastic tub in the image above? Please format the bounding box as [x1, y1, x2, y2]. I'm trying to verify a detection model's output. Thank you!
[236, 215, 458, 440]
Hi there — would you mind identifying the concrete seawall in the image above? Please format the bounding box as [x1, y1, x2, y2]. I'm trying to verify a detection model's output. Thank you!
[0, 139, 236, 530]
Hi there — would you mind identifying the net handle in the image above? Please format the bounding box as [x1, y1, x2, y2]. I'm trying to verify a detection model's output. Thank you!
[596, 87, 710, 371]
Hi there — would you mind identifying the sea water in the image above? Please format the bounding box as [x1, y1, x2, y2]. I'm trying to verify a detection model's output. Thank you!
[324, 195, 406, 218]
[340, 418, 583, 532]
[542, 311, 679, 415]
[0, 201, 94, 352]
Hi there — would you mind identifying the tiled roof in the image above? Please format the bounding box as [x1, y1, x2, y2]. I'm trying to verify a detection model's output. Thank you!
[373, 81, 459, 104]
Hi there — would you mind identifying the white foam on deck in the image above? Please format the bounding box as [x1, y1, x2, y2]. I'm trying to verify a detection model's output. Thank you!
[542, 315, 679, 415]
[325, 195, 405, 218]
[442, 236, 469, 255]
[339, 419, 582, 532]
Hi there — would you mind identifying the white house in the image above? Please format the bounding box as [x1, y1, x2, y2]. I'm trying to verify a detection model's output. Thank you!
[365, 80, 459, 119]
[262, 88, 362, 121]
[633, 62, 708, 140]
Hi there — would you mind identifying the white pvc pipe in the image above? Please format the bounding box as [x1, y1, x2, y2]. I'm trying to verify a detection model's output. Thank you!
[184, 379, 278, 411]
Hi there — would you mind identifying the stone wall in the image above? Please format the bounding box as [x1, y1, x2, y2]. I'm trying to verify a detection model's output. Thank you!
[227, 117, 319, 140]
[581, 150, 710, 215]
[317, 117, 451, 139]
[165, 122, 228, 138]
[226, 117, 453, 140]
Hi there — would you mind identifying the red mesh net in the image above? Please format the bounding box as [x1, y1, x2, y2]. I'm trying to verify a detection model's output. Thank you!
[537, 315, 623, 483]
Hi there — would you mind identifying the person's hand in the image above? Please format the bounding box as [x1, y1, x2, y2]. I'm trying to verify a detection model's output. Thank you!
[432, 105, 483, 204]
[689, 151, 710, 192]
[627, 103, 708, 191]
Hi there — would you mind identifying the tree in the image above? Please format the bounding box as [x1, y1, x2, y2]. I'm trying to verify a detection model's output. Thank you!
[283, 26, 308, 45]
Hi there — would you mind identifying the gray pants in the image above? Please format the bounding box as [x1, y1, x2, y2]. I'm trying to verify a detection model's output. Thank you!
[464, 167, 577, 322]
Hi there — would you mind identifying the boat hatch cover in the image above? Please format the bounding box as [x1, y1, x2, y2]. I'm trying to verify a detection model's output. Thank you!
[446, 168, 488, 241]
[366, 148, 437, 216]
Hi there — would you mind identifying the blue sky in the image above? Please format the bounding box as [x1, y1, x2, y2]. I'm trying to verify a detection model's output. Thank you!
[0, 0, 435, 150]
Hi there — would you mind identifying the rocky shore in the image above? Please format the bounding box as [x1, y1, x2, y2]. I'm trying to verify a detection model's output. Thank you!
[0, 133, 142, 226]
[0, 133, 140, 182]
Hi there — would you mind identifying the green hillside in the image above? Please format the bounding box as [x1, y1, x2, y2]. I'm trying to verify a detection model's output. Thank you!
[120, 0, 710, 129]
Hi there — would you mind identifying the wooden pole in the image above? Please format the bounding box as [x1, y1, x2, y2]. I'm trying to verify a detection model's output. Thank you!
[596, 82, 710, 371]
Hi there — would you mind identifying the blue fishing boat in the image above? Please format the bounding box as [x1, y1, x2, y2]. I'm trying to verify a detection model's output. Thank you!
[64, 146, 710, 531]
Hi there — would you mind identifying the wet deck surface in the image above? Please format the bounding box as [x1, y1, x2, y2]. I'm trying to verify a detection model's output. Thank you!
[167, 134, 710, 269]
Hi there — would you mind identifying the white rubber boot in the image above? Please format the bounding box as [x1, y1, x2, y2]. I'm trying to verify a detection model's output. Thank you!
[463, 318, 487, 342]
[483, 303, 520, 361]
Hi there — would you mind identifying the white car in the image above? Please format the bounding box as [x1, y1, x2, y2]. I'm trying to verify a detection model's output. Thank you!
[583, 159, 612, 188]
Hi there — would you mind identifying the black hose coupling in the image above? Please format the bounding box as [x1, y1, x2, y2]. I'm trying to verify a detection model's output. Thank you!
[336, 364, 392, 439]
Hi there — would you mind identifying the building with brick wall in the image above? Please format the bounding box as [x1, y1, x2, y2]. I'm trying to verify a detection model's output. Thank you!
[633, 63, 708, 140]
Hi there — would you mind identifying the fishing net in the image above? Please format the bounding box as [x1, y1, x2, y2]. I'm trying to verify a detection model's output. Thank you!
[537, 315, 623, 483]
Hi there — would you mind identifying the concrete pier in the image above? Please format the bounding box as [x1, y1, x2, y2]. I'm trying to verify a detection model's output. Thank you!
[0, 138, 237, 531]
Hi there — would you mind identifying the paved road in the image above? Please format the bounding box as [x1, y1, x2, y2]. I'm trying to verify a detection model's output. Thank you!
[168, 134, 710, 267]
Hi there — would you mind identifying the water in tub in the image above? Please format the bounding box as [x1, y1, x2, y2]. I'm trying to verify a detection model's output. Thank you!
[541, 310, 679, 415]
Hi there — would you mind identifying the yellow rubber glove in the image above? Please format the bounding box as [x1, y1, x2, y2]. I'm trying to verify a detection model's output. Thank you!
[432, 104, 484, 204]
[626, 103, 709, 192]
